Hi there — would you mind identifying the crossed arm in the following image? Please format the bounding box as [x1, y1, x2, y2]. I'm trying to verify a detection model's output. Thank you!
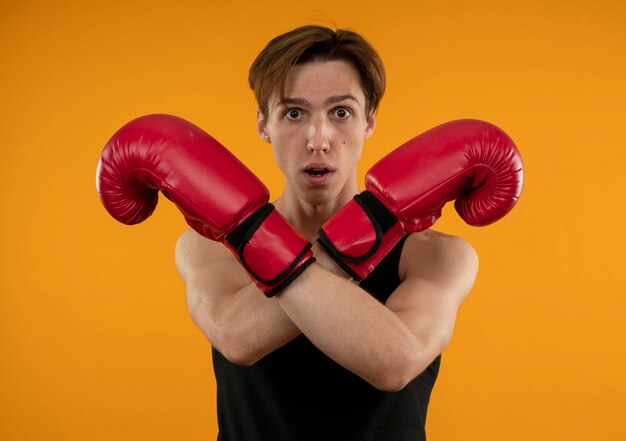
[175, 228, 478, 392]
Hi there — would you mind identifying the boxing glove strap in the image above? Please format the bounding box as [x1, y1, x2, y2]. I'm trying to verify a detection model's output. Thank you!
[226, 204, 315, 294]
[263, 257, 316, 298]
[355, 190, 398, 238]
[226, 204, 274, 250]
[318, 190, 398, 266]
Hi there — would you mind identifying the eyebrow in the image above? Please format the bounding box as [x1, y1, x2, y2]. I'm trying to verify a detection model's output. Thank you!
[276, 94, 360, 108]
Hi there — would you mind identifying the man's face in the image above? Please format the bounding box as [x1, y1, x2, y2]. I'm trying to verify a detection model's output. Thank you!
[258, 59, 375, 206]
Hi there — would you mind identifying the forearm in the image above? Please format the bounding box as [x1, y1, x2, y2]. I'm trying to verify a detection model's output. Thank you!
[275, 264, 424, 391]
[189, 280, 300, 366]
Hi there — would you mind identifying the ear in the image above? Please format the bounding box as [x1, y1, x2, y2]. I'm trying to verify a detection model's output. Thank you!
[257, 108, 271, 143]
[364, 112, 376, 140]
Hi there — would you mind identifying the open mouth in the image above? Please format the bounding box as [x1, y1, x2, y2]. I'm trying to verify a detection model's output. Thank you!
[305, 167, 331, 176]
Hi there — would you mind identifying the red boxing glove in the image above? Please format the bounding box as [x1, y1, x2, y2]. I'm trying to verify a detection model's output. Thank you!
[96, 114, 315, 296]
[318, 119, 524, 281]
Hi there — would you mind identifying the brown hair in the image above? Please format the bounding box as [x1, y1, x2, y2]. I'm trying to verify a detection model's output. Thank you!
[249, 25, 386, 119]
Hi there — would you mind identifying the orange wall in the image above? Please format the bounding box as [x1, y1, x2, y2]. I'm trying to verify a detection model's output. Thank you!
[1, 0, 625, 439]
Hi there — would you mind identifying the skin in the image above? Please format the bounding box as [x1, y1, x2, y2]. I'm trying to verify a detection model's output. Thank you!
[175, 59, 478, 392]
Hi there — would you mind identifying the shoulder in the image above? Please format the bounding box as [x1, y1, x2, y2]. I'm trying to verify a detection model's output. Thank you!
[175, 228, 243, 284]
[398, 230, 478, 299]
[399, 230, 478, 275]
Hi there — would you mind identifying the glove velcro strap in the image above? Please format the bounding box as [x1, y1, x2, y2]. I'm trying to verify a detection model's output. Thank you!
[318, 190, 398, 269]
[226, 204, 314, 296]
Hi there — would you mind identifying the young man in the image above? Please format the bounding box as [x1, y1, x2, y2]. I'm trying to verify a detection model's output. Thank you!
[175, 26, 478, 440]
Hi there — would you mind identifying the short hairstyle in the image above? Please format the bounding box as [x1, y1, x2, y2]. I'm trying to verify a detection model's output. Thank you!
[249, 25, 386, 119]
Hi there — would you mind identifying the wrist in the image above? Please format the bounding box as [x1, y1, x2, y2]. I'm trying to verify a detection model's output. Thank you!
[312, 243, 353, 281]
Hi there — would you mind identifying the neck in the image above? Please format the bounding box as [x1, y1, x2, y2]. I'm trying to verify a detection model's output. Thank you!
[274, 180, 359, 241]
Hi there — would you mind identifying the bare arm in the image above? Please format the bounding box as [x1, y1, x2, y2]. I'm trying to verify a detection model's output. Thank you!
[175, 228, 301, 365]
[177, 226, 477, 391]
[274, 231, 478, 391]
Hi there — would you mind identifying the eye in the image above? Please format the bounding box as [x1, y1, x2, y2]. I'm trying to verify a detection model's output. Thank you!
[331, 107, 352, 120]
[285, 108, 303, 120]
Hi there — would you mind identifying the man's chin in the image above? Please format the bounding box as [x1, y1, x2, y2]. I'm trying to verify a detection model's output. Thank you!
[297, 185, 338, 206]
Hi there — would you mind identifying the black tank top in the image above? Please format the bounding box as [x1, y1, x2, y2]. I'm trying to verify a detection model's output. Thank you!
[212, 236, 441, 440]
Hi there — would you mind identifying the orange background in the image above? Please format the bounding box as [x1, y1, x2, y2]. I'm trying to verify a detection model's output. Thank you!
[1, 0, 625, 439]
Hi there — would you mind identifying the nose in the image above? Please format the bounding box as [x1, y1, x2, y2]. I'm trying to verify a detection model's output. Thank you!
[306, 117, 330, 153]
